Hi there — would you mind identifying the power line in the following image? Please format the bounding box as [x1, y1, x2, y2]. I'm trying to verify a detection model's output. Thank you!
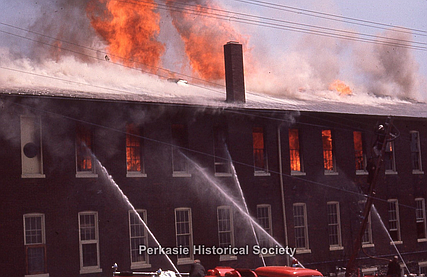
[234, 0, 427, 37]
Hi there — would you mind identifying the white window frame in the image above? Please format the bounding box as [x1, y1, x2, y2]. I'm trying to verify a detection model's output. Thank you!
[23, 213, 48, 277]
[327, 202, 343, 250]
[410, 131, 424, 174]
[174, 208, 194, 264]
[78, 211, 102, 274]
[129, 210, 150, 269]
[213, 126, 232, 177]
[388, 199, 402, 244]
[293, 203, 310, 253]
[217, 206, 236, 261]
[419, 261, 427, 275]
[21, 116, 45, 178]
[256, 204, 273, 254]
[416, 198, 427, 242]
[358, 201, 374, 247]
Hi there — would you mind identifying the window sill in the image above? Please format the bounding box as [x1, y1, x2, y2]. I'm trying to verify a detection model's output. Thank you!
[25, 274, 49, 277]
[362, 243, 375, 248]
[324, 171, 338, 176]
[76, 172, 98, 178]
[254, 171, 271, 177]
[172, 172, 192, 178]
[131, 263, 151, 269]
[291, 171, 306, 176]
[177, 258, 194, 265]
[22, 174, 46, 179]
[356, 170, 368, 176]
[385, 170, 398, 175]
[79, 267, 102, 274]
[390, 240, 403, 245]
[220, 255, 237, 261]
[215, 172, 233, 177]
[417, 238, 427, 243]
[126, 172, 147, 178]
[329, 246, 344, 251]
[413, 170, 424, 175]
[295, 248, 311, 254]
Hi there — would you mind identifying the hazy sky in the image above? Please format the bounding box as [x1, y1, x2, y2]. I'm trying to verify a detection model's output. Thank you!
[0, 0, 426, 99]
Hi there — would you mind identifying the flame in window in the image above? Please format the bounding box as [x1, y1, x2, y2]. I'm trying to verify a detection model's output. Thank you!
[289, 129, 301, 171]
[322, 130, 334, 171]
[126, 124, 141, 172]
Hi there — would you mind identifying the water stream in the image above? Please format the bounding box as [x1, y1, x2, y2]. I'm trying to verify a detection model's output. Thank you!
[93, 155, 182, 275]
[371, 205, 410, 274]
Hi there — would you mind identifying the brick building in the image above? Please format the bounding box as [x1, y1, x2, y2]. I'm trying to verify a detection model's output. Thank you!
[1, 43, 427, 277]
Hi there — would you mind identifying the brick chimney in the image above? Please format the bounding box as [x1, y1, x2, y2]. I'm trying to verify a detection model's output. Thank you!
[224, 42, 245, 103]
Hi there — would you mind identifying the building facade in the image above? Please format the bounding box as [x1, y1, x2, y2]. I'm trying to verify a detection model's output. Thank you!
[1, 89, 427, 277]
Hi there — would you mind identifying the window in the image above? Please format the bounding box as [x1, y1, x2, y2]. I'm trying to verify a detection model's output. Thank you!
[293, 203, 310, 252]
[213, 125, 231, 176]
[289, 129, 304, 175]
[388, 199, 401, 243]
[353, 131, 367, 173]
[410, 131, 423, 173]
[126, 124, 146, 177]
[384, 141, 397, 173]
[358, 201, 374, 246]
[175, 208, 193, 264]
[415, 198, 427, 241]
[23, 213, 47, 275]
[21, 116, 45, 178]
[217, 206, 236, 261]
[129, 210, 150, 268]
[253, 127, 268, 175]
[419, 261, 427, 275]
[172, 124, 191, 177]
[78, 212, 102, 274]
[76, 125, 97, 177]
[322, 130, 336, 174]
[257, 204, 273, 248]
[327, 202, 343, 250]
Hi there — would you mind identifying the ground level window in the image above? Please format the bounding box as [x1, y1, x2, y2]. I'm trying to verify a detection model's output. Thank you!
[78, 211, 102, 274]
[24, 213, 47, 275]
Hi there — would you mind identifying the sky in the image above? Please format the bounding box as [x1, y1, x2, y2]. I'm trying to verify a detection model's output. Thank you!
[0, 0, 426, 102]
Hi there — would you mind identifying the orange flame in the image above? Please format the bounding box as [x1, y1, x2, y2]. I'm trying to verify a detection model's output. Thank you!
[86, 0, 164, 73]
[166, 0, 248, 81]
[329, 80, 352, 95]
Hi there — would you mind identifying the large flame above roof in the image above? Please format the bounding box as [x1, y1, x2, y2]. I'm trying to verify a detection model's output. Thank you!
[86, 0, 164, 73]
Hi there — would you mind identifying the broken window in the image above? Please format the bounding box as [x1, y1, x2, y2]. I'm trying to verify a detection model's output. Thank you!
[384, 141, 396, 173]
[21, 116, 45, 178]
[353, 131, 366, 172]
[322, 130, 335, 172]
[126, 124, 145, 176]
[213, 125, 231, 175]
[410, 131, 423, 172]
[76, 125, 96, 176]
[289, 129, 303, 172]
[253, 127, 268, 173]
[172, 124, 190, 176]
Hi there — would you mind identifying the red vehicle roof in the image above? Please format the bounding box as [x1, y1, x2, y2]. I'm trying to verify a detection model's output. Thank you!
[255, 266, 323, 277]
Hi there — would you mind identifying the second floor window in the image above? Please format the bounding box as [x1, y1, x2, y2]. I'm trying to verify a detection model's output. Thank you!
[76, 125, 96, 176]
[172, 124, 190, 176]
[353, 131, 366, 172]
[253, 127, 268, 173]
[289, 129, 303, 173]
[21, 116, 45, 178]
[213, 125, 231, 175]
[410, 131, 423, 172]
[126, 124, 145, 176]
[384, 141, 397, 173]
[322, 130, 336, 173]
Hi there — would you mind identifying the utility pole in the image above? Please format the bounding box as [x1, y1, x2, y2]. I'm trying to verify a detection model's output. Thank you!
[345, 117, 394, 277]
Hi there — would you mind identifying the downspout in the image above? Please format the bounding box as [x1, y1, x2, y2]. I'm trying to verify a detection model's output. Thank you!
[277, 125, 290, 266]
